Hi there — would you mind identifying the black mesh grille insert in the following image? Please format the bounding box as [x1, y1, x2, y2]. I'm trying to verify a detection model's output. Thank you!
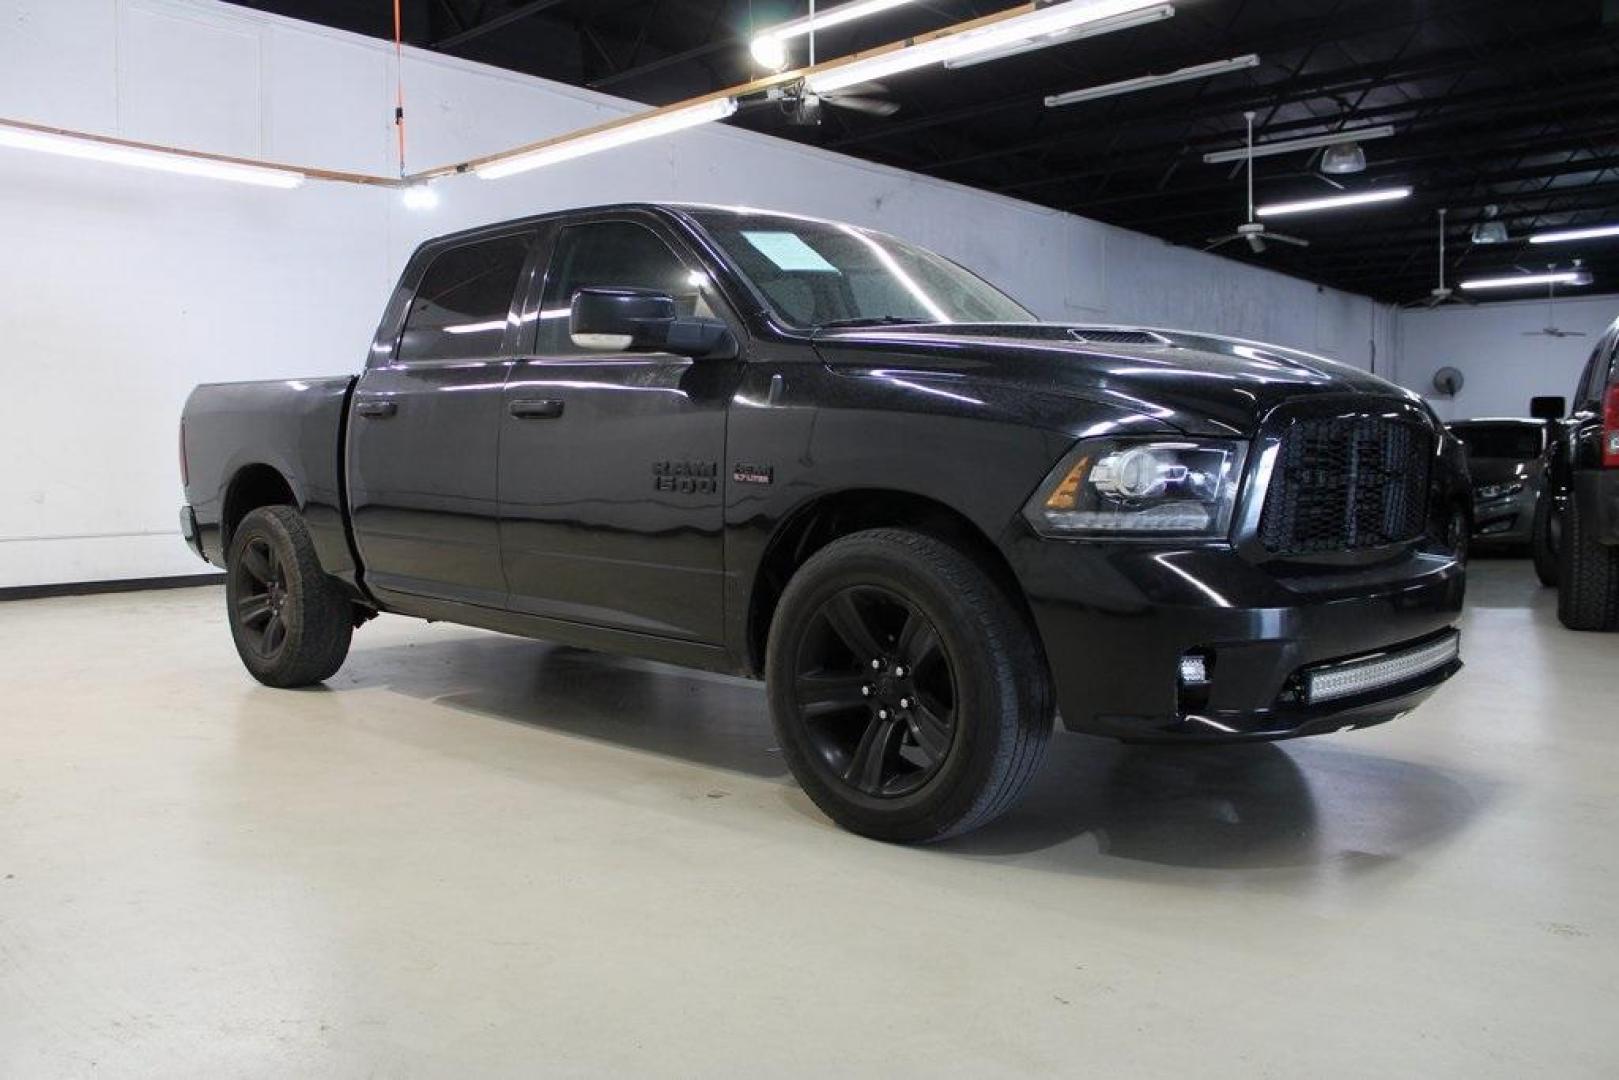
[1068, 328, 1165, 345]
[1260, 415, 1433, 555]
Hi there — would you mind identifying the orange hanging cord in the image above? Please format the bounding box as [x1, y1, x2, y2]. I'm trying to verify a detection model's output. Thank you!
[392, 0, 407, 177]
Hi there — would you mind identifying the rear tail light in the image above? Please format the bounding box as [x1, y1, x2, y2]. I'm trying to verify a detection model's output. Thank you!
[1605, 384, 1619, 468]
[179, 421, 189, 487]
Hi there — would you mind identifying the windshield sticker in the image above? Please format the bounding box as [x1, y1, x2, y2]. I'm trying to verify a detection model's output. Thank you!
[742, 231, 841, 273]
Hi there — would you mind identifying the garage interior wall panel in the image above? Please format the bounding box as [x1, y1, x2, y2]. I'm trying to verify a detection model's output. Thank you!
[1395, 294, 1619, 422]
[3, 0, 1399, 589]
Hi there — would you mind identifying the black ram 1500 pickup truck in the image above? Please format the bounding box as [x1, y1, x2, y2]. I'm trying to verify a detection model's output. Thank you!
[180, 202, 1470, 842]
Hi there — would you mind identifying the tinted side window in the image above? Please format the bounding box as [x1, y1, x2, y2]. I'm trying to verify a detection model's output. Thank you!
[1575, 346, 1603, 409]
[397, 234, 533, 362]
[537, 221, 713, 355]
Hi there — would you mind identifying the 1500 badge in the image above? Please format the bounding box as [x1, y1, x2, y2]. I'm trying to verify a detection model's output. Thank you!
[653, 460, 719, 495]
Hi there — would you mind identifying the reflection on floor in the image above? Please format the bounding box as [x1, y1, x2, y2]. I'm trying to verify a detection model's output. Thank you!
[0, 558, 1613, 1077]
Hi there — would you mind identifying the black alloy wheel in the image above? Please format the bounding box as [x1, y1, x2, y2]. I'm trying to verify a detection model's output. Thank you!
[225, 505, 354, 687]
[232, 535, 292, 660]
[766, 528, 1053, 843]
[793, 585, 957, 798]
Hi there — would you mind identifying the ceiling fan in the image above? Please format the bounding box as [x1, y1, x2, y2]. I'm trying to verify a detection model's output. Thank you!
[1205, 113, 1310, 255]
[1524, 264, 1589, 338]
[739, 81, 899, 126]
[1402, 208, 1476, 309]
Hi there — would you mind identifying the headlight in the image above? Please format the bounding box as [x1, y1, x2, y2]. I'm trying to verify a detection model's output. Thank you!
[1023, 438, 1247, 539]
[1475, 481, 1524, 501]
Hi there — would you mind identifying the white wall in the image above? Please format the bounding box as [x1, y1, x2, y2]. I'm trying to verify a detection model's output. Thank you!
[1396, 293, 1619, 422]
[0, 0, 1393, 589]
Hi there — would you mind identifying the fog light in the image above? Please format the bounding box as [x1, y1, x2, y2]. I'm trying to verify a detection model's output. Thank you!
[1178, 654, 1209, 685]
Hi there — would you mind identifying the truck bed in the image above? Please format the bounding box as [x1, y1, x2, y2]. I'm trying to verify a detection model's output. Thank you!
[181, 375, 358, 583]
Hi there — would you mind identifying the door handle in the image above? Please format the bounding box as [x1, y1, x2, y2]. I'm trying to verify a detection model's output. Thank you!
[510, 399, 565, 420]
[355, 400, 397, 418]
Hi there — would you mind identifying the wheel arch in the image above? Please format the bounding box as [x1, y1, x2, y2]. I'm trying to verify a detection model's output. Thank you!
[222, 463, 299, 551]
[744, 488, 1042, 677]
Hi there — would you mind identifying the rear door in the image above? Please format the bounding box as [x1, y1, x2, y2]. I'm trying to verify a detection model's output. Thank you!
[498, 212, 741, 643]
[348, 227, 540, 607]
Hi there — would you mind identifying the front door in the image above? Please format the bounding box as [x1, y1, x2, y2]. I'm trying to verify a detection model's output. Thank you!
[499, 215, 740, 643]
[348, 228, 538, 608]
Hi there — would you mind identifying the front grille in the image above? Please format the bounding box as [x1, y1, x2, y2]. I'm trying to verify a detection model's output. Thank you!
[1260, 414, 1433, 555]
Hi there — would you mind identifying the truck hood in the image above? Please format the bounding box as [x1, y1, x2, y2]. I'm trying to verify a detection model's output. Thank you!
[811, 322, 1420, 437]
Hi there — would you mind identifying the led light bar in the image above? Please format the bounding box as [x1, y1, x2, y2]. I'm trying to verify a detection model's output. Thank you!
[806, 0, 1170, 96]
[1530, 224, 1619, 245]
[0, 121, 305, 189]
[1305, 632, 1460, 705]
[1460, 271, 1589, 291]
[1045, 54, 1259, 108]
[1203, 123, 1395, 165]
[945, 3, 1175, 69]
[475, 98, 738, 180]
[1255, 186, 1412, 218]
[752, 0, 920, 70]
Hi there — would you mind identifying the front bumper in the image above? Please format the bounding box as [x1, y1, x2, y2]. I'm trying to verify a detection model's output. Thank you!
[1471, 488, 1537, 544]
[1008, 534, 1466, 742]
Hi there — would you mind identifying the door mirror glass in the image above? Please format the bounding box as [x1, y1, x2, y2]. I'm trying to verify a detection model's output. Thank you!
[570, 287, 737, 359]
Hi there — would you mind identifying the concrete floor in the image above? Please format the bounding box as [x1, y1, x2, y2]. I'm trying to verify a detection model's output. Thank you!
[0, 559, 1615, 1077]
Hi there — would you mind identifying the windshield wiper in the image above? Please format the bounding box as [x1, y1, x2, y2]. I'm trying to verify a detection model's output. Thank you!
[815, 316, 930, 329]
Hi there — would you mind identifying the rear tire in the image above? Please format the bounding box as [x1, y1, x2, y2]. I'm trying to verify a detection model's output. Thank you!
[766, 529, 1053, 843]
[226, 506, 354, 686]
[1531, 491, 1559, 588]
[1556, 493, 1619, 631]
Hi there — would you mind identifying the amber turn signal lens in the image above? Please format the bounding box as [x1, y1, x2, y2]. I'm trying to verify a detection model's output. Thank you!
[1044, 456, 1090, 511]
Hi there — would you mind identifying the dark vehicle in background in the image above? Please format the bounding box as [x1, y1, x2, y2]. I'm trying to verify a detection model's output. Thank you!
[178, 203, 1470, 842]
[1448, 419, 1550, 550]
[1541, 315, 1619, 630]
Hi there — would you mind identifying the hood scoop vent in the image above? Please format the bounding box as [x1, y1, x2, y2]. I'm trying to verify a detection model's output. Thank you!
[1067, 328, 1171, 346]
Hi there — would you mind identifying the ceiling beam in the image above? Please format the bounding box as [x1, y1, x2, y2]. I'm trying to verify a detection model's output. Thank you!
[432, 0, 569, 52]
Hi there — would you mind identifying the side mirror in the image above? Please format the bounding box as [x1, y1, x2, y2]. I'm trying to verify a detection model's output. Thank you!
[1529, 396, 1566, 421]
[570, 287, 738, 359]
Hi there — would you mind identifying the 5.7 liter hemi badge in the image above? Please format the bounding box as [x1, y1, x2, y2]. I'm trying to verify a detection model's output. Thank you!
[733, 463, 774, 486]
[653, 460, 719, 495]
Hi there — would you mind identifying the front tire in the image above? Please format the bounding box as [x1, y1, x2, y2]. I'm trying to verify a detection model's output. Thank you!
[226, 506, 354, 686]
[1531, 490, 1559, 588]
[1557, 493, 1619, 631]
[766, 529, 1052, 843]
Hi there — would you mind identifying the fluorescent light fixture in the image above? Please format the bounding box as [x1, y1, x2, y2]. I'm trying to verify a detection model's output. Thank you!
[1203, 123, 1395, 165]
[0, 122, 305, 189]
[1460, 271, 1588, 291]
[752, 0, 918, 70]
[1045, 54, 1259, 108]
[806, 0, 1169, 95]
[1530, 224, 1619, 245]
[945, 3, 1175, 69]
[1255, 186, 1412, 218]
[475, 98, 738, 180]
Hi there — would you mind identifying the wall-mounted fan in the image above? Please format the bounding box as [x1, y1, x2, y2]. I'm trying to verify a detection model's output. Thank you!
[1205, 113, 1309, 255]
[1432, 366, 1465, 397]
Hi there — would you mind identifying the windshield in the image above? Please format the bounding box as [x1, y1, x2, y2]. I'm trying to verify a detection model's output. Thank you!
[689, 210, 1034, 329]
[1452, 423, 1545, 460]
